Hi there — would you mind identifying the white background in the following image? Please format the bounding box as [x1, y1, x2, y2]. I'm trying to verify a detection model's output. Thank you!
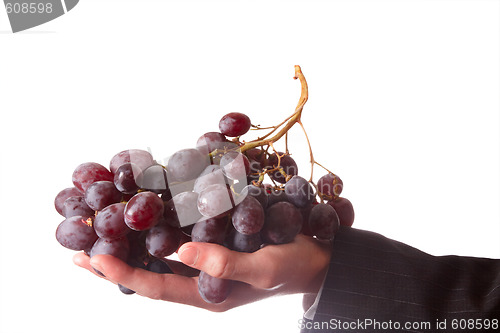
[0, 0, 499, 332]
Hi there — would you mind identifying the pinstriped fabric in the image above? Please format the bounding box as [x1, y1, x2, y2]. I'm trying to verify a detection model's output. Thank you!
[301, 227, 500, 332]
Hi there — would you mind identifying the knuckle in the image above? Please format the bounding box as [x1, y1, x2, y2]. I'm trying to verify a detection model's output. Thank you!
[258, 276, 277, 290]
[257, 262, 280, 289]
[209, 253, 234, 279]
[148, 290, 165, 301]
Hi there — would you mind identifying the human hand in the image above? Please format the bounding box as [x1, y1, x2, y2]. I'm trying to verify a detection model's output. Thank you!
[73, 234, 332, 312]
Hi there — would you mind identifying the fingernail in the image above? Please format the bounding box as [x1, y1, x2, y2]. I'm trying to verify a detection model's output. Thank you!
[179, 246, 198, 266]
[90, 259, 105, 277]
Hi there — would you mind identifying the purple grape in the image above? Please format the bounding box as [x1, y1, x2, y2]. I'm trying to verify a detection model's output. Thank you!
[193, 165, 227, 193]
[225, 228, 262, 253]
[93, 203, 130, 239]
[165, 191, 202, 227]
[56, 216, 98, 251]
[198, 271, 232, 304]
[266, 153, 298, 184]
[261, 201, 302, 244]
[308, 203, 340, 240]
[197, 184, 235, 218]
[124, 192, 164, 231]
[266, 186, 288, 207]
[244, 148, 267, 167]
[62, 196, 94, 219]
[84, 181, 122, 211]
[196, 132, 229, 155]
[118, 284, 136, 295]
[239, 185, 268, 208]
[317, 173, 343, 199]
[328, 197, 355, 227]
[209, 141, 239, 165]
[72, 162, 114, 193]
[109, 149, 154, 174]
[147, 259, 173, 274]
[299, 203, 315, 236]
[139, 164, 169, 194]
[167, 148, 208, 182]
[146, 223, 182, 258]
[127, 230, 149, 262]
[220, 151, 250, 181]
[114, 163, 142, 194]
[247, 160, 263, 183]
[284, 175, 315, 208]
[54, 187, 82, 216]
[191, 217, 228, 244]
[232, 196, 265, 235]
[219, 112, 251, 137]
[90, 237, 130, 271]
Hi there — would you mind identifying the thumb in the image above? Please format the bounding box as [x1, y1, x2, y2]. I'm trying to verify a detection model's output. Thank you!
[178, 242, 266, 287]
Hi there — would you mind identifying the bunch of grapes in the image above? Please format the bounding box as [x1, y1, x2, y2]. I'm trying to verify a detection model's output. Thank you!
[54, 66, 354, 304]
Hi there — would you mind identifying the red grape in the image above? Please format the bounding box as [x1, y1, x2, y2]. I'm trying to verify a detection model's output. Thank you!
[196, 132, 229, 155]
[62, 196, 94, 219]
[93, 203, 130, 239]
[166, 191, 202, 227]
[54, 187, 82, 216]
[239, 185, 268, 208]
[146, 223, 182, 258]
[317, 173, 343, 199]
[109, 149, 154, 174]
[225, 227, 262, 253]
[139, 164, 169, 194]
[147, 259, 173, 274]
[261, 201, 302, 244]
[244, 148, 267, 167]
[328, 197, 355, 227]
[232, 196, 265, 235]
[56, 216, 98, 251]
[193, 165, 227, 193]
[266, 153, 298, 184]
[309, 203, 340, 240]
[198, 271, 232, 304]
[90, 237, 130, 262]
[267, 186, 288, 207]
[124, 192, 164, 231]
[114, 163, 142, 194]
[191, 217, 228, 244]
[167, 148, 208, 182]
[197, 183, 235, 218]
[219, 112, 251, 137]
[72, 162, 114, 193]
[284, 175, 314, 208]
[84, 181, 121, 211]
[220, 151, 250, 181]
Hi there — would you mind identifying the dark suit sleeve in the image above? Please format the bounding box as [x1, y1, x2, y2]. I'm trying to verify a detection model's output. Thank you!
[301, 227, 500, 332]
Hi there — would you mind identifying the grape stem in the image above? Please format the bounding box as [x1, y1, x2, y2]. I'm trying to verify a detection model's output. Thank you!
[238, 65, 335, 190]
[250, 124, 277, 131]
[239, 65, 308, 153]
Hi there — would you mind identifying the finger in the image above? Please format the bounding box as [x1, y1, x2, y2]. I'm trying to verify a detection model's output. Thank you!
[155, 258, 200, 277]
[89, 254, 221, 308]
[178, 242, 279, 289]
[73, 252, 107, 278]
[74, 253, 278, 311]
[74, 251, 198, 278]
